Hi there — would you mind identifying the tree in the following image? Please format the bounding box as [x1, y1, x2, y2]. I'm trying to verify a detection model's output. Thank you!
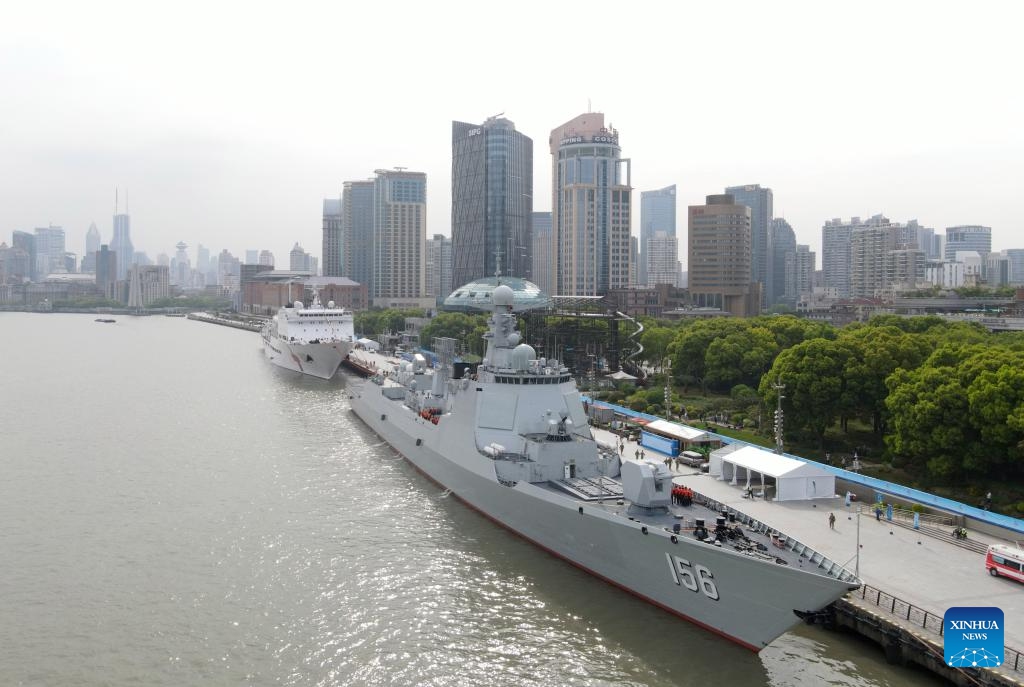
[640, 327, 675, 372]
[760, 338, 855, 447]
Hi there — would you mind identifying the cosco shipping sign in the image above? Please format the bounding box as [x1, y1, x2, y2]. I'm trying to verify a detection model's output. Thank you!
[560, 135, 618, 147]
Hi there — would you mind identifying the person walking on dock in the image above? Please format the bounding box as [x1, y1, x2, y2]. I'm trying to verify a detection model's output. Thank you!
[828, 513, 836, 530]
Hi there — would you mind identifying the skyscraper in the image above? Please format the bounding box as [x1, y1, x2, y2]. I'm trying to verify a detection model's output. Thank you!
[645, 231, 679, 287]
[530, 211, 554, 295]
[171, 242, 191, 286]
[945, 226, 992, 261]
[768, 218, 796, 307]
[95, 244, 116, 298]
[687, 194, 759, 316]
[793, 245, 815, 302]
[12, 231, 36, 281]
[425, 234, 453, 302]
[550, 113, 632, 296]
[258, 250, 275, 267]
[451, 116, 533, 286]
[290, 243, 312, 272]
[322, 197, 343, 277]
[724, 184, 772, 306]
[82, 223, 101, 273]
[639, 185, 676, 286]
[372, 168, 427, 308]
[822, 218, 854, 298]
[111, 212, 133, 281]
[33, 225, 66, 277]
[342, 180, 375, 295]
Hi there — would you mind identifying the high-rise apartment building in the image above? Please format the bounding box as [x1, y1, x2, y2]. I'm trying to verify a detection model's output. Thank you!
[451, 116, 533, 286]
[645, 231, 679, 287]
[794, 245, 815, 302]
[639, 185, 676, 287]
[822, 219, 854, 299]
[372, 168, 428, 308]
[111, 212, 133, 281]
[425, 234, 453, 302]
[322, 198, 343, 277]
[768, 218, 797, 307]
[342, 180, 375, 295]
[725, 184, 772, 306]
[530, 211, 553, 295]
[688, 194, 759, 316]
[550, 113, 632, 296]
[945, 225, 992, 261]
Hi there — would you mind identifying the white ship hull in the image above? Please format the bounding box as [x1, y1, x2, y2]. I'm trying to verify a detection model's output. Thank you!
[260, 295, 355, 380]
[263, 335, 351, 379]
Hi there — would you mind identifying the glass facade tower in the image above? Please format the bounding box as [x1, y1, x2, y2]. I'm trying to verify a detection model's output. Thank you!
[451, 117, 533, 286]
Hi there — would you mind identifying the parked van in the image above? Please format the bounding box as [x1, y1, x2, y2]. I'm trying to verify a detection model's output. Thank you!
[985, 544, 1024, 583]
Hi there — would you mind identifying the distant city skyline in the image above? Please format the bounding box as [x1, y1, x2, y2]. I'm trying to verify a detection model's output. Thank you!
[1, 3, 1021, 271]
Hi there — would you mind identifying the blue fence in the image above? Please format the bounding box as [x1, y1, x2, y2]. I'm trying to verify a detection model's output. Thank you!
[582, 396, 1024, 535]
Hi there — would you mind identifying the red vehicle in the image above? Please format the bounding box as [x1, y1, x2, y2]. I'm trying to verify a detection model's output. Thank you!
[986, 544, 1024, 583]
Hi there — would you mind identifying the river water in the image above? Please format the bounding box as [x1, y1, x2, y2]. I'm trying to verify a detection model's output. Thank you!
[0, 313, 940, 686]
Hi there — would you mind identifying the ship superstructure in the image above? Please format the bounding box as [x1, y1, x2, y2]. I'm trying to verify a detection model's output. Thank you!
[348, 284, 859, 650]
[261, 292, 354, 379]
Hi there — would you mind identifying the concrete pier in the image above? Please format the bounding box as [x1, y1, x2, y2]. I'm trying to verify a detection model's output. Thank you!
[591, 426, 1024, 684]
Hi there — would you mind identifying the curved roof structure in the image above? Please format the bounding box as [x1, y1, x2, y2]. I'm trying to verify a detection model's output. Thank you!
[442, 277, 552, 313]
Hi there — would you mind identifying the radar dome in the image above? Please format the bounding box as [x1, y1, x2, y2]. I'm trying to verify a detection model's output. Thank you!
[511, 343, 537, 370]
[327, 300, 336, 309]
[493, 284, 514, 306]
[294, 300, 304, 309]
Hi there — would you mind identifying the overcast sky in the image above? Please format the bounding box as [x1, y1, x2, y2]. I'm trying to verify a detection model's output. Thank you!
[2, 1, 1022, 270]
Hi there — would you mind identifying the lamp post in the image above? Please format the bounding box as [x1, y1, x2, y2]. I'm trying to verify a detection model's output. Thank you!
[664, 357, 672, 420]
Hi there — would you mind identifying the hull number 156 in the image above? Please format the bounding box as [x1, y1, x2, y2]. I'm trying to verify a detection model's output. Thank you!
[665, 553, 720, 600]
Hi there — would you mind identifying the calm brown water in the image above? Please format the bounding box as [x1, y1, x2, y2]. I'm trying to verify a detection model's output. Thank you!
[0, 313, 941, 686]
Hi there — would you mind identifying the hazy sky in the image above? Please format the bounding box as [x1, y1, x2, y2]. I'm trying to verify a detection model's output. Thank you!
[2, 1, 1022, 270]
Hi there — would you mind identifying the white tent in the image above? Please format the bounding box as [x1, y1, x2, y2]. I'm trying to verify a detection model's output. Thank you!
[712, 445, 835, 502]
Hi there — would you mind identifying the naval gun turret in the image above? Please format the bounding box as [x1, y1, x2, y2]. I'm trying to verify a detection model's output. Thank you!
[621, 460, 673, 512]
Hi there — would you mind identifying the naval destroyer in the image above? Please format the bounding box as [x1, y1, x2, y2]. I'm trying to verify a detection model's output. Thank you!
[261, 292, 354, 379]
[348, 284, 860, 650]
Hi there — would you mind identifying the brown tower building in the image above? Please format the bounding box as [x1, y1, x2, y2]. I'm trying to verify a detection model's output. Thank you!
[688, 194, 760, 317]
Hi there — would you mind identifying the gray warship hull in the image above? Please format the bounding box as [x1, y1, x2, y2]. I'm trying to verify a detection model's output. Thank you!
[349, 386, 857, 651]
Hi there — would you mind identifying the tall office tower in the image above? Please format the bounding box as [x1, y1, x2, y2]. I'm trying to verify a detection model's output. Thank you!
[725, 184, 772, 306]
[12, 231, 37, 281]
[630, 235, 641, 286]
[639, 185, 676, 286]
[342, 180, 375, 295]
[157, 253, 170, 266]
[258, 250, 275, 267]
[95, 244, 117, 298]
[372, 168, 426, 307]
[128, 264, 170, 307]
[82, 223, 101, 273]
[33, 225, 66, 276]
[549, 113, 632, 296]
[425, 234, 453, 301]
[1005, 249, 1024, 285]
[768, 218, 797, 307]
[945, 226, 992, 261]
[244, 250, 259, 265]
[530, 211, 554, 295]
[451, 116, 533, 286]
[645, 231, 679, 287]
[822, 218, 854, 298]
[983, 252, 1009, 287]
[171, 242, 191, 286]
[688, 194, 759, 316]
[289, 243, 311, 271]
[793, 245, 815, 302]
[218, 249, 241, 292]
[196, 244, 210, 272]
[111, 212, 133, 281]
[321, 197, 343, 277]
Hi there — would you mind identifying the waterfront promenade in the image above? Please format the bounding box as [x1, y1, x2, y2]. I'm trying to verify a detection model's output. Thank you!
[592, 427, 1024, 654]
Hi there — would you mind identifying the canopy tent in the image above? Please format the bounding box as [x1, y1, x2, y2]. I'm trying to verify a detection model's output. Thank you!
[709, 445, 835, 502]
[606, 370, 637, 381]
[643, 419, 711, 443]
[355, 338, 381, 351]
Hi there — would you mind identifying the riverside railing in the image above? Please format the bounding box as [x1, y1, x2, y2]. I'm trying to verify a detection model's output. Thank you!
[857, 583, 1023, 674]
